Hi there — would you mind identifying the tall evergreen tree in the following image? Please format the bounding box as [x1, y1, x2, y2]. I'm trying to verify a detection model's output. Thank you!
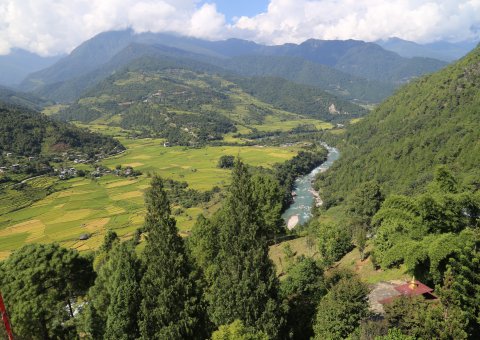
[83, 240, 140, 339]
[207, 160, 283, 338]
[104, 242, 141, 339]
[138, 176, 204, 339]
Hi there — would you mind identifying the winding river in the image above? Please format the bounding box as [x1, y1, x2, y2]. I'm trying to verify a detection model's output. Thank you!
[282, 144, 340, 229]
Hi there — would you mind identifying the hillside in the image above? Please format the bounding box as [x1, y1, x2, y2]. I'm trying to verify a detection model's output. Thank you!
[0, 86, 50, 111]
[231, 76, 366, 121]
[20, 31, 447, 104]
[54, 62, 363, 144]
[318, 44, 480, 207]
[0, 102, 123, 157]
[0, 49, 62, 86]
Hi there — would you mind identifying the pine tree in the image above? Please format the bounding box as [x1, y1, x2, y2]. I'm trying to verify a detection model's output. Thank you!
[84, 241, 140, 339]
[104, 242, 141, 339]
[138, 176, 204, 339]
[207, 160, 283, 338]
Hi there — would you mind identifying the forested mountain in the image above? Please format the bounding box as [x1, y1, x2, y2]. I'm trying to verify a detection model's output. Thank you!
[318, 44, 480, 207]
[232, 76, 366, 121]
[20, 30, 447, 104]
[55, 62, 365, 144]
[0, 102, 123, 157]
[221, 55, 394, 103]
[0, 49, 62, 86]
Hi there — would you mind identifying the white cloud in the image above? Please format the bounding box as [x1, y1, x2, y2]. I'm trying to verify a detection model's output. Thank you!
[0, 0, 479, 55]
[233, 0, 480, 45]
[0, 0, 227, 55]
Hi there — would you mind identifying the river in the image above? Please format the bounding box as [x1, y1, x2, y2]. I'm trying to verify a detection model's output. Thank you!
[282, 144, 340, 229]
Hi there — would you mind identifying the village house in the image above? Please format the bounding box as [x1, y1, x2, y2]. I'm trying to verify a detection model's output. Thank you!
[369, 277, 438, 314]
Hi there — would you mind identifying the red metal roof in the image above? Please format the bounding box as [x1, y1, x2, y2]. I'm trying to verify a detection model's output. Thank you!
[394, 280, 433, 296]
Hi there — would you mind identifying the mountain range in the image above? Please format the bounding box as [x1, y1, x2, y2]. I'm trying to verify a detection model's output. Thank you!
[15, 30, 452, 105]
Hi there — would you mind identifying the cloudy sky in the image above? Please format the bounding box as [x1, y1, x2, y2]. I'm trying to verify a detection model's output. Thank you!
[0, 0, 479, 56]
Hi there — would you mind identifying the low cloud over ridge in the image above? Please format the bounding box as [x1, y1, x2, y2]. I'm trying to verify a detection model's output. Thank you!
[0, 0, 479, 56]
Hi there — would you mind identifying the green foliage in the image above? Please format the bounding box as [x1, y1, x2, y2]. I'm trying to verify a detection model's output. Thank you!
[372, 171, 480, 283]
[0, 243, 94, 339]
[205, 160, 284, 338]
[439, 245, 480, 336]
[375, 328, 415, 340]
[384, 296, 468, 339]
[217, 155, 235, 169]
[0, 102, 123, 157]
[281, 257, 326, 339]
[211, 320, 269, 340]
[347, 180, 384, 227]
[313, 221, 353, 266]
[319, 45, 480, 206]
[251, 173, 284, 239]
[232, 76, 367, 122]
[138, 176, 205, 339]
[313, 274, 369, 339]
[84, 241, 141, 339]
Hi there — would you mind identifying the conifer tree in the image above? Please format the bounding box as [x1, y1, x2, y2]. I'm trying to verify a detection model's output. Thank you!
[207, 160, 283, 338]
[138, 176, 204, 339]
[84, 240, 140, 339]
[104, 242, 141, 339]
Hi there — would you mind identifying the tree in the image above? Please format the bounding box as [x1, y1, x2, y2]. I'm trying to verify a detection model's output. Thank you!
[138, 176, 205, 339]
[211, 320, 269, 340]
[83, 241, 141, 339]
[314, 221, 352, 266]
[313, 275, 369, 339]
[281, 257, 325, 339]
[251, 173, 284, 240]
[0, 244, 94, 339]
[103, 242, 141, 339]
[347, 180, 384, 228]
[438, 244, 480, 337]
[206, 160, 283, 338]
[217, 155, 235, 169]
[384, 296, 468, 340]
[375, 328, 415, 340]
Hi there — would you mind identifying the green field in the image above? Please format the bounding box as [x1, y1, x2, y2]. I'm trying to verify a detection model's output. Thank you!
[0, 138, 300, 259]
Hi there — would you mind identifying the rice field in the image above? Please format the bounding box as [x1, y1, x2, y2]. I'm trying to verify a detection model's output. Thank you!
[0, 138, 301, 259]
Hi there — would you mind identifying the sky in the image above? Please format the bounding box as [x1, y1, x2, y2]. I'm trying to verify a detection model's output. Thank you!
[0, 0, 479, 56]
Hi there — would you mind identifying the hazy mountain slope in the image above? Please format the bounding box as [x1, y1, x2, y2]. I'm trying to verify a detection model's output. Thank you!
[221, 55, 394, 103]
[20, 30, 135, 92]
[20, 30, 447, 104]
[0, 86, 50, 111]
[0, 49, 62, 86]
[378, 37, 478, 61]
[28, 43, 224, 103]
[318, 44, 480, 206]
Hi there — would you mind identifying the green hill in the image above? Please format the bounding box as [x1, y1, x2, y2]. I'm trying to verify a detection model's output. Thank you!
[0, 102, 123, 157]
[319, 44, 480, 207]
[54, 62, 364, 145]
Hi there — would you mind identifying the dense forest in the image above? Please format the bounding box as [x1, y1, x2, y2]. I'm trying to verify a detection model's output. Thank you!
[0, 102, 123, 157]
[317, 44, 480, 208]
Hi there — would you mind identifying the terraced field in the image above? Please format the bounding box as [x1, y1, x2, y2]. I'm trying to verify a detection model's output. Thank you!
[0, 138, 300, 259]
